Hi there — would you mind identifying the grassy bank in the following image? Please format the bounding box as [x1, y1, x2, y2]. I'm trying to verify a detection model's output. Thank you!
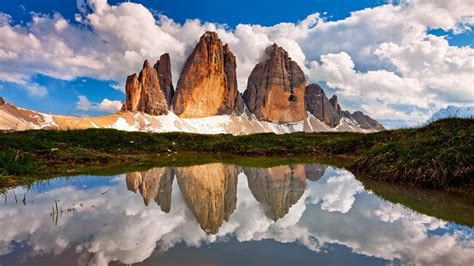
[0, 118, 472, 190]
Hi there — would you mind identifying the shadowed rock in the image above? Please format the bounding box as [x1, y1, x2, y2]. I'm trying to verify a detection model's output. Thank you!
[329, 95, 342, 117]
[122, 59, 169, 115]
[244, 164, 306, 221]
[350, 111, 385, 130]
[243, 44, 306, 123]
[305, 84, 340, 127]
[154, 53, 174, 108]
[173, 32, 241, 117]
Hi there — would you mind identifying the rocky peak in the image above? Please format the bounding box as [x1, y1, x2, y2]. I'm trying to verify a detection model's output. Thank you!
[0, 97, 5, 105]
[243, 44, 306, 123]
[122, 56, 170, 115]
[351, 111, 385, 130]
[173, 31, 242, 118]
[154, 53, 174, 107]
[304, 84, 340, 127]
[329, 95, 342, 116]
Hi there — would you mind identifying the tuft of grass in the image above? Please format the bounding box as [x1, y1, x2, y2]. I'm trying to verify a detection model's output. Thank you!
[0, 151, 38, 176]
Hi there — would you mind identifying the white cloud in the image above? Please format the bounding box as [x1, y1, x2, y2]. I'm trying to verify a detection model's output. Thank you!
[0, 0, 473, 127]
[76, 95, 122, 113]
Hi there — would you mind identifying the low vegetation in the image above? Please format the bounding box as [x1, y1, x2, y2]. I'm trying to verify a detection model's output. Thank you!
[0, 118, 472, 190]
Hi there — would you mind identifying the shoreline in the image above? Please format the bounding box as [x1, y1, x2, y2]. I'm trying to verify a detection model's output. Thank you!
[1, 118, 472, 191]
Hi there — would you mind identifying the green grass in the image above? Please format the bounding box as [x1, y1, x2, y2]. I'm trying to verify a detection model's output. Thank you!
[360, 176, 474, 227]
[0, 118, 472, 190]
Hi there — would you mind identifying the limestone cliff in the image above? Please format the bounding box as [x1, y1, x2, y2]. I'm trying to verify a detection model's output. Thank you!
[173, 32, 242, 117]
[154, 53, 174, 107]
[122, 59, 169, 115]
[304, 84, 340, 127]
[243, 44, 306, 123]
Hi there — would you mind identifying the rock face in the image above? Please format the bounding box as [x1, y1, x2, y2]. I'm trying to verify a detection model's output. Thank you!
[329, 95, 342, 116]
[304, 84, 340, 127]
[244, 165, 306, 221]
[154, 53, 174, 107]
[123, 59, 169, 115]
[350, 111, 385, 130]
[176, 163, 238, 234]
[305, 83, 385, 130]
[243, 44, 306, 123]
[0, 97, 4, 105]
[173, 32, 242, 118]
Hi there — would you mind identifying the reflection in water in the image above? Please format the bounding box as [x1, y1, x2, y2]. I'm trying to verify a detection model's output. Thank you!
[244, 165, 306, 221]
[126, 168, 174, 212]
[1, 163, 473, 266]
[176, 163, 238, 234]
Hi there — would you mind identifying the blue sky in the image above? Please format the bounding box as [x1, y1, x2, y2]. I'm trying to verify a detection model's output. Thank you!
[1, 0, 387, 116]
[0, 0, 473, 126]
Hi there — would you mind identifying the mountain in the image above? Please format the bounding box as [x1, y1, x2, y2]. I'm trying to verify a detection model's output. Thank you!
[173, 32, 242, 117]
[122, 59, 170, 115]
[243, 44, 306, 123]
[0, 31, 385, 134]
[427, 106, 474, 123]
[305, 84, 341, 127]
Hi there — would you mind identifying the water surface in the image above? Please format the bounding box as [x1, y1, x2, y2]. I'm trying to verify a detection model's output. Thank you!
[1, 163, 473, 265]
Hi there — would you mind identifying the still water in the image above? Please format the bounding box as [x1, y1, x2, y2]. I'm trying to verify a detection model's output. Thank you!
[0, 163, 473, 265]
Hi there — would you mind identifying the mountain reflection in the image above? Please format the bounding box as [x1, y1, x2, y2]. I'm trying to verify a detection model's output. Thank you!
[244, 165, 306, 221]
[126, 163, 327, 231]
[176, 163, 238, 234]
[126, 167, 174, 212]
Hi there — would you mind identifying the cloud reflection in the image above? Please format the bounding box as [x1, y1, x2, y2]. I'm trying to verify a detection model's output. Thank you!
[0, 163, 472, 265]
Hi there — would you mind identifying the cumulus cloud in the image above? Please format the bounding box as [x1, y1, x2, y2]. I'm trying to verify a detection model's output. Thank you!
[0, 0, 473, 127]
[76, 95, 122, 113]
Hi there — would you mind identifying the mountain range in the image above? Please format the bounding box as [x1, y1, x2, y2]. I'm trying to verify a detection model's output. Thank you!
[0, 31, 384, 134]
[427, 106, 473, 124]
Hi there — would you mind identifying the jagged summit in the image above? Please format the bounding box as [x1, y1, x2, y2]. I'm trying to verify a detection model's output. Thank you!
[243, 43, 306, 123]
[0, 32, 385, 134]
[122, 57, 170, 115]
[173, 31, 242, 118]
[154, 53, 174, 107]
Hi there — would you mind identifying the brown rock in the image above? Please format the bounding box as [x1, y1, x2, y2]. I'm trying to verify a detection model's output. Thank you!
[176, 163, 238, 234]
[244, 165, 306, 221]
[173, 32, 241, 118]
[234, 93, 245, 115]
[0, 97, 4, 105]
[304, 84, 340, 127]
[350, 111, 385, 130]
[123, 60, 169, 115]
[243, 44, 306, 123]
[154, 53, 174, 107]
